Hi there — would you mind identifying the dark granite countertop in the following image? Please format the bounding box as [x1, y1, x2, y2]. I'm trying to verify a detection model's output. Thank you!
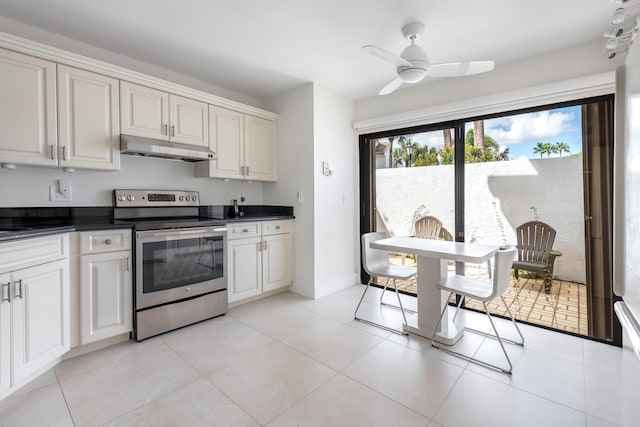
[0, 205, 294, 242]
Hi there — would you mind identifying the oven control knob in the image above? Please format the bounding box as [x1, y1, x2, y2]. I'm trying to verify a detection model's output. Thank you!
[118, 195, 126, 201]
[127, 195, 135, 201]
[185, 287, 191, 293]
[192, 195, 197, 202]
[179, 196, 184, 201]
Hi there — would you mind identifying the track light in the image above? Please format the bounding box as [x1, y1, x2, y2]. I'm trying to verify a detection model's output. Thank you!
[611, 8, 626, 25]
[610, 0, 630, 5]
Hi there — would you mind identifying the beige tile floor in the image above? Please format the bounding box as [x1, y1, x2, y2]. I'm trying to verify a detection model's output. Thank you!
[0, 287, 627, 426]
[389, 256, 589, 336]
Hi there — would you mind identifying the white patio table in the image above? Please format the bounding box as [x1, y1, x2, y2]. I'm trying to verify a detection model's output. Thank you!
[370, 236, 498, 345]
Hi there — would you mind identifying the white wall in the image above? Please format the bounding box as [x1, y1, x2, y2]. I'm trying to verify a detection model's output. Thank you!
[264, 84, 316, 298]
[265, 83, 358, 299]
[0, 156, 263, 207]
[312, 85, 358, 298]
[376, 156, 586, 283]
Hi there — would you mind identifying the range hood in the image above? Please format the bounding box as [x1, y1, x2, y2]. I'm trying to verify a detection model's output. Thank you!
[120, 135, 216, 162]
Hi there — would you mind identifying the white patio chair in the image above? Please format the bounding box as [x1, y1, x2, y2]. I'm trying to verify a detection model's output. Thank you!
[431, 245, 524, 374]
[355, 232, 416, 334]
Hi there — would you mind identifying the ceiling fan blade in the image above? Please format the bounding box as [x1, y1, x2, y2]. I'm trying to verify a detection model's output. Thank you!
[379, 77, 404, 95]
[362, 45, 412, 67]
[426, 60, 495, 77]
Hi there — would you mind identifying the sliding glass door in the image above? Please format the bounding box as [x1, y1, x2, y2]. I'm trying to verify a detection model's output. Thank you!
[359, 95, 619, 344]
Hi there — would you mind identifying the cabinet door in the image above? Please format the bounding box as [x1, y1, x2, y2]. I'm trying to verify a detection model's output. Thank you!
[0, 273, 10, 394]
[262, 233, 293, 292]
[80, 251, 132, 344]
[57, 65, 120, 171]
[228, 237, 262, 303]
[208, 106, 244, 179]
[0, 48, 57, 167]
[244, 115, 276, 181]
[120, 81, 169, 140]
[11, 260, 70, 384]
[169, 95, 208, 147]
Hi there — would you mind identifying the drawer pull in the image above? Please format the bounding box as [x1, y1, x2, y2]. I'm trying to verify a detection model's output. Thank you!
[275, 225, 280, 230]
[242, 229, 248, 233]
[1, 282, 10, 303]
[105, 239, 112, 245]
[14, 279, 23, 299]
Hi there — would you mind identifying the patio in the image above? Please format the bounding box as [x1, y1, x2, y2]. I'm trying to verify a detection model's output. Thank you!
[386, 255, 588, 336]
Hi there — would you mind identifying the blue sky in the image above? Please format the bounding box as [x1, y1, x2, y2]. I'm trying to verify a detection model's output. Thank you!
[481, 106, 582, 159]
[411, 105, 583, 160]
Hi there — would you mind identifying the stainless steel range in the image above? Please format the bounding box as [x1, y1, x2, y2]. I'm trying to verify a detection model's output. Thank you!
[113, 189, 227, 341]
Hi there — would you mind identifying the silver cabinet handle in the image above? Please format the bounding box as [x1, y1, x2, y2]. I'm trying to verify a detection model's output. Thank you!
[263, 241, 267, 251]
[50, 144, 55, 160]
[14, 279, 23, 299]
[242, 229, 249, 233]
[240, 166, 245, 176]
[257, 242, 262, 252]
[163, 124, 168, 135]
[126, 257, 130, 272]
[246, 166, 249, 176]
[275, 225, 280, 230]
[170, 125, 175, 137]
[105, 239, 112, 245]
[62, 146, 67, 161]
[1, 282, 10, 303]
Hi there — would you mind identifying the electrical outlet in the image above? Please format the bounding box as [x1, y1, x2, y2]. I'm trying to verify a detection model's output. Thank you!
[50, 185, 72, 201]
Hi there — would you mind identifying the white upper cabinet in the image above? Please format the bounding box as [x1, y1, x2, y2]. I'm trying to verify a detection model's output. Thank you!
[169, 94, 209, 146]
[205, 106, 244, 179]
[120, 81, 208, 147]
[244, 115, 276, 181]
[0, 48, 120, 171]
[57, 65, 120, 171]
[0, 48, 57, 167]
[196, 107, 276, 182]
[119, 81, 168, 140]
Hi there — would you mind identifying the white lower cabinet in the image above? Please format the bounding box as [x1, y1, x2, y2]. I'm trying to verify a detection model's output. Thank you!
[0, 273, 11, 395]
[0, 234, 70, 398]
[228, 236, 262, 302]
[76, 229, 132, 345]
[11, 260, 69, 384]
[80, 251, 132, 344]
[227, 220, 293, 303]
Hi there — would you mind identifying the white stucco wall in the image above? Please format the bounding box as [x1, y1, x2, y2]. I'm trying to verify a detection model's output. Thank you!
[376, 156, 586, 283]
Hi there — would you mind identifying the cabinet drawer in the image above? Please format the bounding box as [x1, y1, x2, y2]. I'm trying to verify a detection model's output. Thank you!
[262, 220, 293, 236]
[227, 222, 261, 240]
[0, 234, 69, 273]
[79, 229, 131, 254]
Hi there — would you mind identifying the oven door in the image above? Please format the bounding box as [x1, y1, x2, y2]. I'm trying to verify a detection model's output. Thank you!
[135, 226, 227, 310]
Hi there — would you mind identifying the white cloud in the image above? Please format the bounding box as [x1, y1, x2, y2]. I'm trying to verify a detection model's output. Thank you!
[485, 111, 576, 146]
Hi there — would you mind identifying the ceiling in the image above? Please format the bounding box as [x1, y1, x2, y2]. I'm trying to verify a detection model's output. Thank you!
[0, 0, 624, 101]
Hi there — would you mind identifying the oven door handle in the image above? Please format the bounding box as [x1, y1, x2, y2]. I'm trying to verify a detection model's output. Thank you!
[137, 228, 226, 240]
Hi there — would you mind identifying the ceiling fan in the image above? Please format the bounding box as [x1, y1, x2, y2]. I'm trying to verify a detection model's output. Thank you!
[363, 23, 495, 95]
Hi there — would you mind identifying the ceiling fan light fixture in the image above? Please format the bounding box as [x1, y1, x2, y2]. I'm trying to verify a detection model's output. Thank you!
[399, 67, 427, 83]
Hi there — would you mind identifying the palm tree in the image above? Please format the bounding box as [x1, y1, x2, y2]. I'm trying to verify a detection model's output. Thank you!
[533, 142, 546, 158]
[555, 142, 571, 157]
[543, 143, 553, 158]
